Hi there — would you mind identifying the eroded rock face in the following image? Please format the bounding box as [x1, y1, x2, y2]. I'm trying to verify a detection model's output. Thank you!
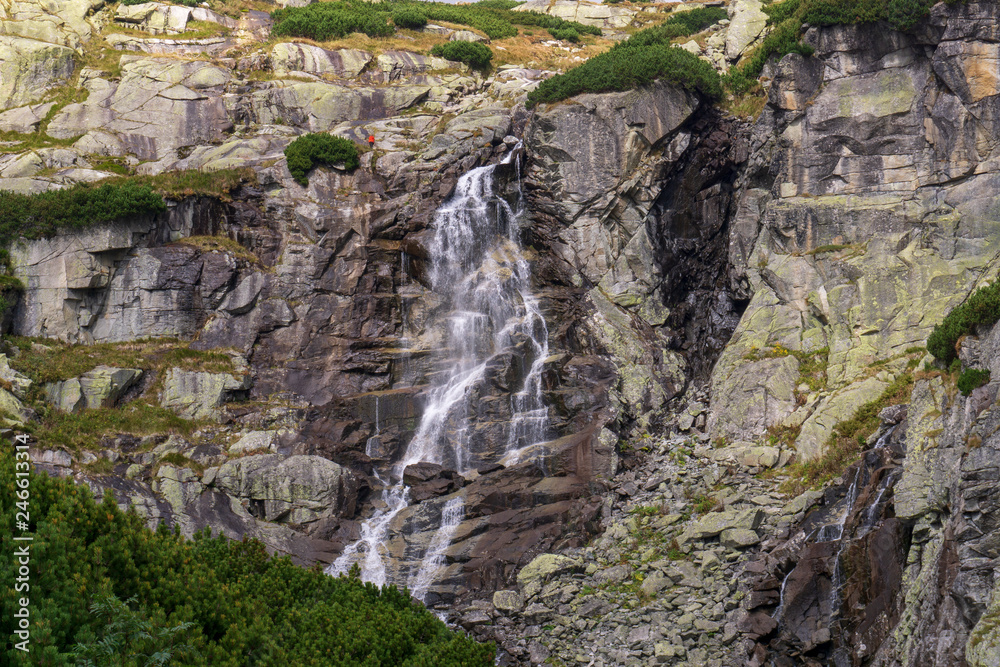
[0, 35, 75, 111]
[45, 366, 142, 413]
[710, 2, 1000, 461]
[213, 454, 360, 524]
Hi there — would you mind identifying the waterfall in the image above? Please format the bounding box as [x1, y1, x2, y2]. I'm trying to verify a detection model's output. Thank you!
[327, 154, 549, 598]
[408, 497, 465, 602]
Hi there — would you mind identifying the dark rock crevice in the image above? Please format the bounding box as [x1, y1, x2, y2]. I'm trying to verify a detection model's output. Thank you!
[647, 110, 753, 380]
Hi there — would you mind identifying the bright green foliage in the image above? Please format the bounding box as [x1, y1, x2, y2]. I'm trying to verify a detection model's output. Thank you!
[392, 8, 428, 29]
[473, 0, 524, 8]
[763, 0, 803, 24]
[527, 36, 722, 107]
[526, 16, 724, 107]
[270, 0, 598, 42]
[927, 282, 1000, 362]
[0, 182, 166, 241]
[885, 0, 935, 29]
[432, 41, 493, 69]
[284, 133, 361, 186]
[958, 368, 991, 396]
[790, 0, 934, 30]
[495, 7, 602, 36]
[661, 6, 728, 33]
[0, 451, 495, 666]
[548, 27, 580, 42]
[271, 1, 394, 40]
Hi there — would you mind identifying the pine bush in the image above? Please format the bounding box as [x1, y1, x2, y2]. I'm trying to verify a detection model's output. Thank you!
[269, 0, 598, 42]
[0, 182, 166, 241]
[393, 8, 429, 29]
[0, 450, 495, 666]
[284, 133, 361, 186]
[927, 282, 1000, 363]
[548, 27, 580, 42]
[958, 368, 991, 396]
[527, 43, 722, 107]
[431, 41, 494, 69]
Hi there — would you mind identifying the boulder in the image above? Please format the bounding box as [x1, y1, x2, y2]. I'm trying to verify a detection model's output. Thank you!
[720, 528, 761, 549]
[270, 43, 373, 79]
[0, 36, 76, 111]
[45, 366, 143, 413]
[514, 0, 635, 30]
[47, 57, 233, 162]
[0, 355, 32, 399]
[229, 430, 278, 455]
[492, 589, 524, 613]
[212, 454, 360, 524]
[679, 508, 764, 545]
[115, 2, 192, 35]
[160, 368, 250, 421]
[708, 355, 800, 444]
[450, 30, 488, 44]
[725, 0, 767, 61]
[219, 272, 266, 316]
[0, 102, 54, 133]
[402, 462, 464, 502]
[0, 0, 104, 49]
[517, 554, 582, 598]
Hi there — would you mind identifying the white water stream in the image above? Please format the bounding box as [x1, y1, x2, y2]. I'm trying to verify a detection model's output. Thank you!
[327, 155, 549, 600]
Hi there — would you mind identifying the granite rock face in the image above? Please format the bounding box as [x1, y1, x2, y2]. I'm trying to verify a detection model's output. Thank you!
[710, 3, 1000, 459]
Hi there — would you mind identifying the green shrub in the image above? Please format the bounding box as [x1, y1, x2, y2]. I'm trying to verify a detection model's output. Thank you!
[284, 133, 361, 186]
[271, 1, 394, 40]
[927, 282, 1000, 362]
[662, 6, 728, 33]
[527, 43, 722, 107]
[473, 0, 524, 9]
[885, 0, 933, 30]
[801, 0, 888, 25]
[500, 8, 602, 36]
[0, 450, 495, 665]
[958, 368, 991, 395]
[0, 182, 166, 242]
[431, 41, 493, 69]
[763, 0, 803, 24]
[270, 0, 598, 42]
[724, 14, 814, 95]
[393, 8, 429, 29]
[548, 27, 580, 42]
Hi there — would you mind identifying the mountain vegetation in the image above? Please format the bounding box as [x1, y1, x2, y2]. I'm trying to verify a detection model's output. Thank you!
[0, 450, 495, 666]
[271, 0, 599, 42]
[284, 133, 361, 186]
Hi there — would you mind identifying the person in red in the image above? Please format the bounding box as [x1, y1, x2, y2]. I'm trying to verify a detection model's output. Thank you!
[367, 132, 375, 148]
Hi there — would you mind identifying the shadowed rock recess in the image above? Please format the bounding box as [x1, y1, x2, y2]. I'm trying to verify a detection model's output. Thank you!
[8, 0, 1000, 664]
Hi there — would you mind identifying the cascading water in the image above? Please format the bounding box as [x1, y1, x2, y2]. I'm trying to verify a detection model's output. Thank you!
[768, 424, 906, 666]
[408, 497, 465, 601]
[327, 152, 550, 600]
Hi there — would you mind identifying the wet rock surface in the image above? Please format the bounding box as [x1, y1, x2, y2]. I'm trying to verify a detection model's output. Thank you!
[10, 0, 1000, 663]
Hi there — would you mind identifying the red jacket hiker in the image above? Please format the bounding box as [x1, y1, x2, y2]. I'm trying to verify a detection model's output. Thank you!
[367, 134, 375, 148]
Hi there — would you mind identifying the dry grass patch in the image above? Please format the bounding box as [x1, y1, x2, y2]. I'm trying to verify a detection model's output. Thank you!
[6, 337, 236, 385]
[105, 20, 231, 41]
[492, 32, 612, 71]
[175, 235, 259, 264]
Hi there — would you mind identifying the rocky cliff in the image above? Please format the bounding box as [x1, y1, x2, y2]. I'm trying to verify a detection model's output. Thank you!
[7, 0, 1000, 665]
